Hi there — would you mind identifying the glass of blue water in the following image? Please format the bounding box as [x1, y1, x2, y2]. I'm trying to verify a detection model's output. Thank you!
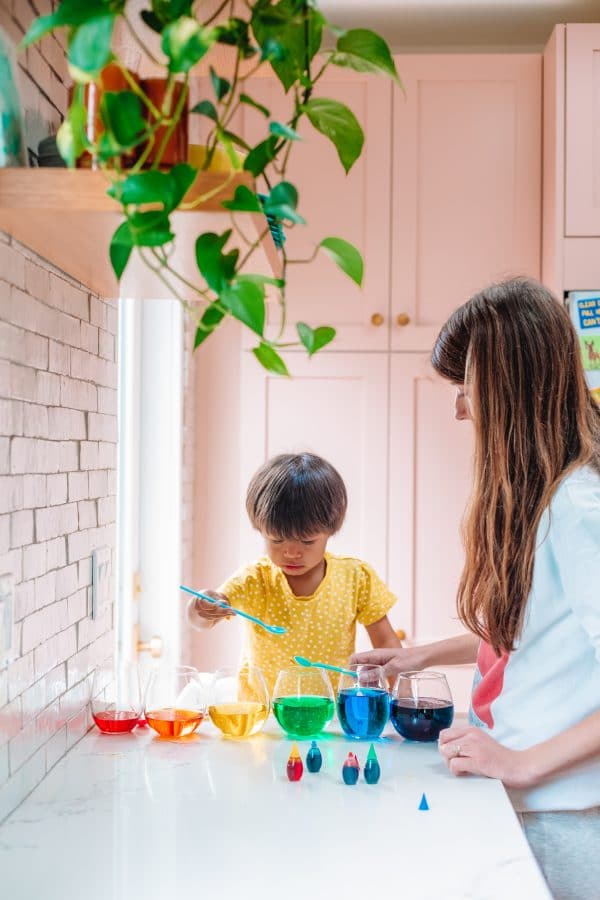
[336, 664, 390, 739]
[390, 671, 454, 741]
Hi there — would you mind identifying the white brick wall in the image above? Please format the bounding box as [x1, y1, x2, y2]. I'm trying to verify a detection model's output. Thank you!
[0, 0, 117, 824]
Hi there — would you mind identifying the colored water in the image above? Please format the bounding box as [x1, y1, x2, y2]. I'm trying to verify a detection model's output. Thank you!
[390, 697, 454, 741]
[208, 701, 269, 738]
[273, 696, 334, 737]
[337, 688, 390, 739]
[92, 710, 139, 734]
[145, 708, 205, 738]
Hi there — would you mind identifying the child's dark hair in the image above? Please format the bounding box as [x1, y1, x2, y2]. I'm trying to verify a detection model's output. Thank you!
[246, 453, 347, 539]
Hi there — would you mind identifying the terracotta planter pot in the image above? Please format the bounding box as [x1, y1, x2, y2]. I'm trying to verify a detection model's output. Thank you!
[139, 78, 189, 168]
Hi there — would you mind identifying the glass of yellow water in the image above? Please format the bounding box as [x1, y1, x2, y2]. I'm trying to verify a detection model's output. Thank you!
[209, 663, 270, 739]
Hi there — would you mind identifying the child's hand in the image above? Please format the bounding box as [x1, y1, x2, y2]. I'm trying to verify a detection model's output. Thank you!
[350, 647, 426, 678]
[189, 591, 233, 623]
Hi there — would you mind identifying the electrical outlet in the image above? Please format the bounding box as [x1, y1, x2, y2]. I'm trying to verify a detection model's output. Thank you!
[91, 548, 111, 620]
[0, 574, 14, 660]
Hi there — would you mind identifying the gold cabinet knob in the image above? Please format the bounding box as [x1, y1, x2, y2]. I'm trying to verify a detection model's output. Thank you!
[370, 313, 384, 327]
[137, 635, 162, 658]
[396, 313, 411, 327]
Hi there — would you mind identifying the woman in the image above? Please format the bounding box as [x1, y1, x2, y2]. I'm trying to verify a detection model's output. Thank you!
[354, 278, 600, 900]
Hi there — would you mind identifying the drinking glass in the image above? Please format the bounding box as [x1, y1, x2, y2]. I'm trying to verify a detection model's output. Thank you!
[91, 659, 141, 734]
[336, 664, 390, 739]
[208, 663, 270, 739]
[272, 668, 334, 737]
[144, 665, 207, 738]
[390, 671, 454, 741]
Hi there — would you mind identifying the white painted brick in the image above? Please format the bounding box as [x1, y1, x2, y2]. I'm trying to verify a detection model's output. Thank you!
[68, 471, 88, 502]
[0, 514, 9, 555]
[24, 259, 50, 302]
[0, 437, 8, 474]
[45, 726, 66, 771]
[9, 717, 45, 773]
[66, 707, 90, 750]
[78, 557, 92, 589]
[33, 636, 58, 680]
[9, 363, 37, 402]
[56, 625, 77, 665]
[47, 407, 85, 440]
[97, 387, 117, 416]
[66, 587, 88, 626]
[67, 530, 89, 564]
[0, 399, 23, 437]
[46, 473, 67, 506]
[22, 403, 49, 438]
[87, 470, 107, 499]
[79, 322, 99, 355]
[9, 437, 35, 474]
[77, 607, 111, 651]
[48, 274, 89, 321]
[39, 33, 67, 81]
[10, 509, 34, 548]
[35, 371, 60, 406]
[106, 304, 118, 337]
[37, 698, 61, 745]
[98, 442, 117, 469]
[20, 677, 47, 727]
[22, 474, 46, 509]
[48, 340, 69, 375]
[22, 542, 46, 580]
[0, 323, 48, 370]
[57, 441, 78, 473]
[60, 375, 97, 412]
[7, 653, 35, 703]
[88, 413, 117, 443]
[0, 243, 25, 290]
[35, 502, 78, 542]
[45, 537, 66, 571]
[89, 297, 108, 330]
[98, 329, 114, 361]
[9, 288, 53, 338]
[45, 665, 67, 706]
[107, 470, 117, 496]
[14, 580, 35, 621]
[34, 571, 56, 610]
[55, 563, 78, 600]
[11, 438, 59, 475]
[77, 500, 96, 530]
[97, 496, 115, 526]
[0, 698, 23, 746]
[71, 349, 117, 389]
[66, 645, 91, 689]
[79, 442, 99, 470]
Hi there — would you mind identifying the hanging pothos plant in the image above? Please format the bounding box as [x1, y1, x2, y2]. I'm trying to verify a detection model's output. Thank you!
[23, 0, 399, 374]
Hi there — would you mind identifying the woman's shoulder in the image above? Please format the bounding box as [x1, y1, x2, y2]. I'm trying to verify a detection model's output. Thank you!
[550, 464, 600, 518]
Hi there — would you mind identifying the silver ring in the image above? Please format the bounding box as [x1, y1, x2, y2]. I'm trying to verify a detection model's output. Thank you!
[454, 743, 462, 758]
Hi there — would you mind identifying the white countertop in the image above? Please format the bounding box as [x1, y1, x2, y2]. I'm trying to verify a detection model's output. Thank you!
[0, 718, 550, 900]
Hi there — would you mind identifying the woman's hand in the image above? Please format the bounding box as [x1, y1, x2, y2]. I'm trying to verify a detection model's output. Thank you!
[350, 647, 428, 679]
[438, 725, 536, 789]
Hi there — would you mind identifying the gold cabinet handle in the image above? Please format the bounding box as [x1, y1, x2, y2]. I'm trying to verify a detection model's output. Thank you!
[371, 313, 384, 327]
[137, 635, 162, 658]
[396, 313, 411, 327]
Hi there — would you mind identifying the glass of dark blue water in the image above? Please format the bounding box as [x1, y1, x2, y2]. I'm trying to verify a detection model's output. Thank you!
[336, 664, 390, 739]
[390, 671, 454, 742]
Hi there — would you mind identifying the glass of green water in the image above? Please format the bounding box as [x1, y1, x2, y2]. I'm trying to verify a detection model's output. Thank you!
[272, 667, 335, 737]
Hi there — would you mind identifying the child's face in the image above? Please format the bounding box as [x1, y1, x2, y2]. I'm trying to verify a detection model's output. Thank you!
[263, 531, 330, 577]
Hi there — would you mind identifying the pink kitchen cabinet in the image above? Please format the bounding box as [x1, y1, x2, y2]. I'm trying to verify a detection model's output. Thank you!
[565, 25, 600, 237]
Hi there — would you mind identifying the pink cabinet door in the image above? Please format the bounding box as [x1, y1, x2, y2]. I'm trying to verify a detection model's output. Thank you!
[388, 353, 475, 711]
[565, 24, 600, 236]
[241, 71, 393, 351]
[239, 350, 390, 582]
[391, 55, 541, 352]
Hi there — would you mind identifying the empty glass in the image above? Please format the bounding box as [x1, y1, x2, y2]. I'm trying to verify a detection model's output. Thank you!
[336, 664, 390, 739]
[208, 663, 270, 739]
[91, 659, 141, 734]
[144, 665, 207, 738]
[390, 671, 454, 741]
[272, 667, 334, 737]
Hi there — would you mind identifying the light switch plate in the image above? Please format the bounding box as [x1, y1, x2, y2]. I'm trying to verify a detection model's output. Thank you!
[91, 548, 111, 620]
[0, 573, 14, 659]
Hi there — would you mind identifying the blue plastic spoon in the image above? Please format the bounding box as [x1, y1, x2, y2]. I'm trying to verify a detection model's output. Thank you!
[293, 655, 355, 678]
[179, 585, 287, 635]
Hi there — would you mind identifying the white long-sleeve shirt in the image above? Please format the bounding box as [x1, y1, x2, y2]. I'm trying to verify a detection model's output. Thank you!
[469, 464, 600, 812]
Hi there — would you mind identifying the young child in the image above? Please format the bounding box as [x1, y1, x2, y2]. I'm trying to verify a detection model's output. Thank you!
[187, 452, 401, 693]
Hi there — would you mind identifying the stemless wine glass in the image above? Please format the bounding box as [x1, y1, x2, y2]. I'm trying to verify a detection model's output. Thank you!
[208, 663, 270, 739]
[272, 668, 335, 737]
[91, 659, 142, 734]
[390, 671, 454, 741]
[336, 664, 390, 739]
[144, 665, 207, 738]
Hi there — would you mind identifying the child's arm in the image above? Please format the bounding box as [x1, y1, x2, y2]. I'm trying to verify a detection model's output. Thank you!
[186, 590, 232, 631]
[366, 615, 402, 649]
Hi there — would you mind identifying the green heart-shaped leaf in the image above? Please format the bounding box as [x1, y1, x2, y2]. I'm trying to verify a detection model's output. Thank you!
[304, 98, 364, 174]
[319, 237, 363, 286]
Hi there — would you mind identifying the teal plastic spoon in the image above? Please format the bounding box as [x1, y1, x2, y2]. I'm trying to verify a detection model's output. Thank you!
[293, 655, 355, 678]
[180, 585, 287, 635]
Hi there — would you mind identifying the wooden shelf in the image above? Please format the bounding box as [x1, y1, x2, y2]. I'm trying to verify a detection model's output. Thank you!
[0, 169, 281, 298]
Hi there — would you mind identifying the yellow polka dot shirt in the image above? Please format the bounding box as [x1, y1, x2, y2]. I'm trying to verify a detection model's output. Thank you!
[218, 553, 397, 696]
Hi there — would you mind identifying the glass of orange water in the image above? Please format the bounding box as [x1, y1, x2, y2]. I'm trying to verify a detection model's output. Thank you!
[144, 665, 207, 738]
[208, 663, 270, 739]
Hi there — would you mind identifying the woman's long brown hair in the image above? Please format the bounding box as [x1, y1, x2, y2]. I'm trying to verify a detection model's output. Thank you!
[432, 278, 600, 655]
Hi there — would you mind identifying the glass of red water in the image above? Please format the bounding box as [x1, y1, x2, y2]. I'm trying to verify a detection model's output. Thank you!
[91, 659, 142, 734]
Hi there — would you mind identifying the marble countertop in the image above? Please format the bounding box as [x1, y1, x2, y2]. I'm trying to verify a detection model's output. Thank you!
[0, 718, 550, 900]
